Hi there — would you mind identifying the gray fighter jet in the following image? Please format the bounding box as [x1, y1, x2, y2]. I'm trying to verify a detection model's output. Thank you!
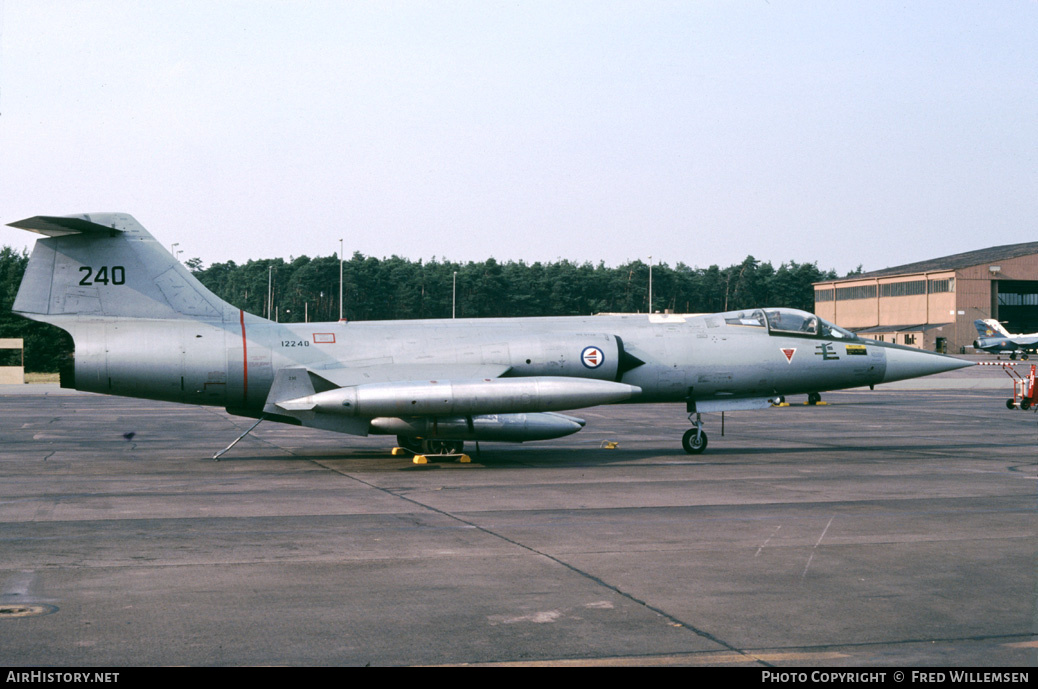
[973, 319, 1038, 360]
[8, 213, 973, 455]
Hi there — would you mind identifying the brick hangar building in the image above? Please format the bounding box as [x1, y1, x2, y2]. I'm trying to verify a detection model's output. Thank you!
[813, 241, 1038, 354]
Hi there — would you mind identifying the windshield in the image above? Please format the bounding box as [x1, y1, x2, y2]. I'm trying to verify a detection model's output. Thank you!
[763, 308, 857, 340]
[818, 319, 856, 340]
[765, 309, 818, 335]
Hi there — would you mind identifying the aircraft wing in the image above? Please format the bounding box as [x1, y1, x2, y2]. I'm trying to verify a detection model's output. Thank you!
[259, 363, 511, 435]
[311, 363, 512, 388]
[1010, 335, 1038, 347]
[262, 364, 640, 437]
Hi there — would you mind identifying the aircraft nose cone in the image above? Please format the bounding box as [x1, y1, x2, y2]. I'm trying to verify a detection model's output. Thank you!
[881, 347, 973, 384]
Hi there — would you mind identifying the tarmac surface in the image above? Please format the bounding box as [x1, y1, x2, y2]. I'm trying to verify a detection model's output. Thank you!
[0, 356, 1035, 667]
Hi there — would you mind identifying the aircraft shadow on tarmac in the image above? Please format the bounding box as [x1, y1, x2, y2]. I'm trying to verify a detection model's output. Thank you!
[208, 438, 1007, 469]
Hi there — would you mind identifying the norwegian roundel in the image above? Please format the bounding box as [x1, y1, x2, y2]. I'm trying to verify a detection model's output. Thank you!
[581, 345, 605, 369]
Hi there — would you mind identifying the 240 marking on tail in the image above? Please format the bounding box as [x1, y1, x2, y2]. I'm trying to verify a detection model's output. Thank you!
[78, 266, 126, 286]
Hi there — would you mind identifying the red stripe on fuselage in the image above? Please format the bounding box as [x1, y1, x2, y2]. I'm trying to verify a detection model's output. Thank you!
[239, 309, 248, 403]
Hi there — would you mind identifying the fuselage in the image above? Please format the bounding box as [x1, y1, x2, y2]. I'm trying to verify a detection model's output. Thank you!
[8, 213, 976, 452]
[58, 308, 942, 415]
[974, 337, 1021, 355]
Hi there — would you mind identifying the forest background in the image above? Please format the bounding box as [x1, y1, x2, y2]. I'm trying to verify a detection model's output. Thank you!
[0, 245, 845, 372]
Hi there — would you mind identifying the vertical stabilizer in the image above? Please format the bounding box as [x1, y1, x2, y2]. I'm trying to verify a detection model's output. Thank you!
[9, 213, 235, 322]
[981, 319, 1011, 338]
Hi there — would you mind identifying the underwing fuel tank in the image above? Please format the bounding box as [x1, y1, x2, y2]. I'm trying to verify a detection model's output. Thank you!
[275, 376, 641, 417]
[369, 412, 586, 442]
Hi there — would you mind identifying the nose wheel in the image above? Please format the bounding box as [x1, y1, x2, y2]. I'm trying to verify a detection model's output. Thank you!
[682, 428, 708, 454]
[682, 413, 708, 454]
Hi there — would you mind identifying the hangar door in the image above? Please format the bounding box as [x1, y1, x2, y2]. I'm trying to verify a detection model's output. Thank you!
[994, 280, 1038, 333]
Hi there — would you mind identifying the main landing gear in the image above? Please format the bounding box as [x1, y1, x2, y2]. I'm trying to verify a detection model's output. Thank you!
[682, 413, 708, 454]
[772, 393, 822, 406]
[394, 436, 470, 464]
[396, 436, 464, 455]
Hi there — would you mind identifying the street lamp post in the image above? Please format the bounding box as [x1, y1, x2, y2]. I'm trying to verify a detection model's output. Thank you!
[648, 255, 653, 314]
[267, 265, 273, 320]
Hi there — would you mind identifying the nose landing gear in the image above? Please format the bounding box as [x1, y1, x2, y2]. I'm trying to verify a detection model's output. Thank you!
[682, 413, 708, 454]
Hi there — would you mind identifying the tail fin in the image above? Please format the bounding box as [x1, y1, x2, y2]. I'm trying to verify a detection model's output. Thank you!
[9, 214, 235, 323]
[975, 318, 1010, 338]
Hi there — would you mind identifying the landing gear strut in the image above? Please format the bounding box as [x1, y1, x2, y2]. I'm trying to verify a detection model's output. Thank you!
[682, 413, 708, 454]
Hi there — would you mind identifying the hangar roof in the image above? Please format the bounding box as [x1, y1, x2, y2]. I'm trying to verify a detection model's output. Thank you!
[842, 241, 1038, 280]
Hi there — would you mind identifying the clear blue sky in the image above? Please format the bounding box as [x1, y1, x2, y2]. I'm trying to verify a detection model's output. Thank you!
[1, 1, 1035, 275]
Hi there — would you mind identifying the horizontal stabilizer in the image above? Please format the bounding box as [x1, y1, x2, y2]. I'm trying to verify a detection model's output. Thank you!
[8, 215, 126, 237]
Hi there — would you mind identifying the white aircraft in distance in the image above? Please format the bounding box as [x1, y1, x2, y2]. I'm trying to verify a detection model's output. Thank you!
[973, 319, 1038, 360]
[8, 214, 973, 456]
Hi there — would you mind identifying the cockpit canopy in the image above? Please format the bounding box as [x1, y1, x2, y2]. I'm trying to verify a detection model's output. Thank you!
[722, 308, 857, 340]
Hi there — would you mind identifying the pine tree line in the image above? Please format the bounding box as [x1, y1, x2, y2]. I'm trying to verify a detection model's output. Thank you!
[1, 246, 836, 372]
[191, 253, 836, 323]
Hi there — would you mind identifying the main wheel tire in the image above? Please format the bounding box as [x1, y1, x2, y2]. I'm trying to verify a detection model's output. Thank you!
[682, 428, 708, 454]
[807, 392, 821, 405]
